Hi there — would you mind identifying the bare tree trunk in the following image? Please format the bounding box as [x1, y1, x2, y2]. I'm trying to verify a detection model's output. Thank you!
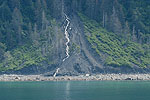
[103, 11, 105, 28]
[132, 25, 137, 42]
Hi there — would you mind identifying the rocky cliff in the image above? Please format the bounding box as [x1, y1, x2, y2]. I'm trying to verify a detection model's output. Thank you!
[0, 0, 149, 75]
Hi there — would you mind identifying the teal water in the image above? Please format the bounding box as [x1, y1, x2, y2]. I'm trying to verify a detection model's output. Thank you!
[0, 81, 150, 100]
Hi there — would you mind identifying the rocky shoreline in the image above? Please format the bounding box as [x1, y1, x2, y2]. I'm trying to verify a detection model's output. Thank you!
[1, 74, 150, 81]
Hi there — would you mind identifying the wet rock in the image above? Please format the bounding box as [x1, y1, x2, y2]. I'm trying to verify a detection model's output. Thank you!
[15, 76, 20, 80]
[36, 77, 40, 80]
[125, 77, 132, 80]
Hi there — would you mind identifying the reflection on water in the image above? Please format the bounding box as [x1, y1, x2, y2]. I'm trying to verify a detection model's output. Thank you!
[65, 82, 70, 100]
[0, 81, 150, 100]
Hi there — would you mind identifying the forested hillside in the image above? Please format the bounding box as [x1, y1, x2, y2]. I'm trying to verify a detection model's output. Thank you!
[0, 0, 149, 75]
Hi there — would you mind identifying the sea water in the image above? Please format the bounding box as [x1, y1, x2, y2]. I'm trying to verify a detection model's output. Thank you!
[0, 81, 150, 100]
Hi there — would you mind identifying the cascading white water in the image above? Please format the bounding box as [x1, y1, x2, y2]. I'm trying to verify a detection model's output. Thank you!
[53, 68, 60, 77]
[63, 14, 70, 62]
[53, 13, 70, 77]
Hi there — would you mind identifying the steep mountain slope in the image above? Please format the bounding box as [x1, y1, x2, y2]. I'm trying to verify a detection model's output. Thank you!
[0, 0, 149, 75]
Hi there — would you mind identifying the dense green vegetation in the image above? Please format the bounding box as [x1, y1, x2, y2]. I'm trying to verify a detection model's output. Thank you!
[0, 0, 55, 50]
[79, 13, 150, 68]
[0, 0, 54, 71]
[77, 0, 150, 44]
[0, 45, 46, 71]
[119, 0, 150, 34]
[0, 0, 149, 73]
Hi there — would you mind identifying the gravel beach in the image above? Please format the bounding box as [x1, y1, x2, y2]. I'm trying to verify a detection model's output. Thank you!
[0, 74, 150, 81]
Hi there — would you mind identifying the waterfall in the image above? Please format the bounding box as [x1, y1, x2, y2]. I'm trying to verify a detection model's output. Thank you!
[63, 14, 70, 62]
[53, 68, 60, 77]
[53, 13, 70, 77]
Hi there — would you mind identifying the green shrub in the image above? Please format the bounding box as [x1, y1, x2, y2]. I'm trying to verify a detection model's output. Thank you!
[0, 45, 46, 71]
[79, 13, 150, 68]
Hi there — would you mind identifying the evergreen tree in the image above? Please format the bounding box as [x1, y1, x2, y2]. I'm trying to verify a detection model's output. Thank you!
[12, 7, 23, 45]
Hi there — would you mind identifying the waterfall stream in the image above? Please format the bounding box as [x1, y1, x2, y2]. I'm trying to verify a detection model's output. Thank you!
[63, 14, 70, 62]
[53, 68, 60, 77]
[53, 13, 70, 77]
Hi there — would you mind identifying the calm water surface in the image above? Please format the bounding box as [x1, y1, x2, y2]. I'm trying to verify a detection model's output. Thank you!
[0, 81, 150, 100]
